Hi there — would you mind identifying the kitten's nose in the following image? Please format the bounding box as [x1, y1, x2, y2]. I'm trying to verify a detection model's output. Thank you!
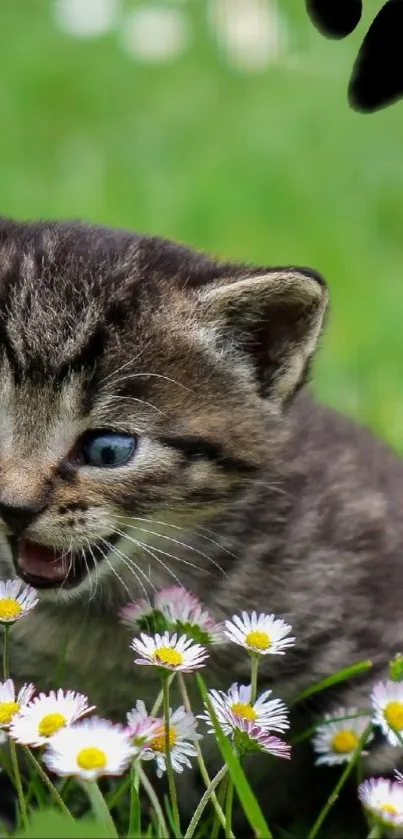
[0, 499, 46, 535]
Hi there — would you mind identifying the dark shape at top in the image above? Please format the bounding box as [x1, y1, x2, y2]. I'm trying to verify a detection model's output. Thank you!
[305, 0, 362, 39]
[349, 0, 403, 112]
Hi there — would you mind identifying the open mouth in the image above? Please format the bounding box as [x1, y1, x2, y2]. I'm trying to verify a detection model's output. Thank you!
[8, 536, 119, 590]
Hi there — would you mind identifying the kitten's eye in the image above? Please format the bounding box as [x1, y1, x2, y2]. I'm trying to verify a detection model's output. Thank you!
[82, 432, 137, 468]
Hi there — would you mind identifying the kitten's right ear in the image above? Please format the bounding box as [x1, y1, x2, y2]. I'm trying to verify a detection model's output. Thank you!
[196, 266, 328, 406]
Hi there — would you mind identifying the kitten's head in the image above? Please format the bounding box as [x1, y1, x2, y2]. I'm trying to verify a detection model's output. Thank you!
[0, 218, 327, 598]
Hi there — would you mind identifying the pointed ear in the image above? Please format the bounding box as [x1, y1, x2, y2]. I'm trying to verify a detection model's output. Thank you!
[196, 267, 328, 404]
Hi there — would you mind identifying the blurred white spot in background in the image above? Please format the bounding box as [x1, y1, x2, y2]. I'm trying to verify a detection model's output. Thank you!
[53, 0, 120, 38]
[119, 6, 190, 63]
[209, 0, 287, 72]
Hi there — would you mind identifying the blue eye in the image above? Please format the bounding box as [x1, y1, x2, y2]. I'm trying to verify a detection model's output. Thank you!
[83, 432, 137, 468]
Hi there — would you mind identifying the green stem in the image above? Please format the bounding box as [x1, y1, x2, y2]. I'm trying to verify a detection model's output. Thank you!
[83, 780, 118, 838]
[224, 777, 234, 839]
[151, 672, 176, 716]
[127, 762, 140, 838]
[308, 723, 373, 839]
[184, 765, 229, 839]
[23, 746, 74, 820]
[178, 674, 228, 832]
[106, 775, 130, 810]
[3, 624, 10, 679]
[367, 824, 382, 838]
[10, 740, 28, 830]
[211, 775, 228, 839]
[162, 674, 181, 838]
[250, 655, 259, 704]
[138, 766, 170, 838]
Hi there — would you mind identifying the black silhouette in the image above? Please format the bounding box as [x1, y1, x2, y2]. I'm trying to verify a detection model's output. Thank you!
[305, 0, 403, 112]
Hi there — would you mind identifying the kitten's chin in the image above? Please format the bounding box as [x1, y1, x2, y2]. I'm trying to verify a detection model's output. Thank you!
[8, 536, 117, 590]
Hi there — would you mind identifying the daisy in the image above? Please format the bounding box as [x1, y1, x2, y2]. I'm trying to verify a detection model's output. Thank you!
[312, 708, 373, 766]
[120, 587, 224, 645]
[359, 778, 403, 829]
[131, 631, 208, 672]
[139, 704, 202, 778]
[126, 700, 161, 754]
[0, 679, 35, 728]
[119, 599, 155, 629]
[10, 689, 95, 747]
[371, 680, 403, 746]
[155, 586, 225, 644]
[199, 683, 289, 735]
[43, 716, 135, 780]
[228, 715, 291, 759]
[224, 611, 295, 656]
[0, 579, 38, 623]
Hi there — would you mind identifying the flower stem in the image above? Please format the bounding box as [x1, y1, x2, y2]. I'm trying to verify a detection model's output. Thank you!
[151, 672, 176, 716]
[162, 674, 181, 838]
[10, 739, 28, 830]
[308, 723, 373, 839]
[23, 746, 74, 820]
[83, 780, 118, 838]
[127, 762, 140, 838]
[250, 655, 259, 704]
[2, 623, 10, 679]
[184, 765, 229, 839]
[224, 777, 234, 839]
[2, 624, 28, 829]
[367, 824, 382, 838]
[178, 673, 229, 832]
[138, 766, 170, 838]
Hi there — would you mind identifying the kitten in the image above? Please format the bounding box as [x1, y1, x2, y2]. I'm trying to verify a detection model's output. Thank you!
[0, 216, 401, 828]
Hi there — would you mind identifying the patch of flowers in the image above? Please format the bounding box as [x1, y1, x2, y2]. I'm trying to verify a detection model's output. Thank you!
[0, 577, 402, 836]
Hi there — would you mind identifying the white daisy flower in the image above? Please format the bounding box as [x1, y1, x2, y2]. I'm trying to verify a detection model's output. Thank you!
[9, 689, 95, 747]
[139, 705, 202, 778]
[0, 679, 35, 728]
[155, 587, 225, 644]
[0, 579, 38, 623]
[43, 716, 135, 780]
[359, 777, 403, 829]
[371, 680, 403, 746]
[199, 683, 289, 735]
[224, 611, 295, 655]
[126, 700, 161, 754]
[119, 598, 155, 629]
[228, 715, 291, 759]
[131, 631, 208, 672]
[312, 708, 373, 766]
[121, 587, 224, 644]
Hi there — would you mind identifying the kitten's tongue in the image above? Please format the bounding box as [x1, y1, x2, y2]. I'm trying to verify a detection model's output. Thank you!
[18, 540, 68, 582]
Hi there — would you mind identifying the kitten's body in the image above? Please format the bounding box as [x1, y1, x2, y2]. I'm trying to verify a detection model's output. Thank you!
[0, 217, 401, 828]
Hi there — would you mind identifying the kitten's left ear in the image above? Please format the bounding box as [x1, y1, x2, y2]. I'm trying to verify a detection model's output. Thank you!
[196, 267, 328, 404]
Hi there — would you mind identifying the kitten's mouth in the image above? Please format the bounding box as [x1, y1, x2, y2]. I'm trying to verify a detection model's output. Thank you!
[9, 537, 118, 590]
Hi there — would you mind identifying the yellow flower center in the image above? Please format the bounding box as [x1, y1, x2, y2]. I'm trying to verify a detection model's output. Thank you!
[245, 630, 271, 651]
[153, 646, 183, 667]
[0, 701, 20, 725]
[384, 701, 403, 731]
[77, 747, 107, 771]
[231, 702, 257, 722]
[331, 730, 359, 754]
[0, 599, 22, 622]
[150, 724, 177, 753]
[38, 713, 67, 738]
[379, 803, 398, 816]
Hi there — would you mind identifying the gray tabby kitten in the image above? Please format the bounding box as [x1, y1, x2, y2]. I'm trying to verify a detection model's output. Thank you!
[0, 216, 401, 828]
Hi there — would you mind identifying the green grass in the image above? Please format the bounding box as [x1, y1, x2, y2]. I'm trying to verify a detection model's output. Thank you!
[0, 1, 403, 450]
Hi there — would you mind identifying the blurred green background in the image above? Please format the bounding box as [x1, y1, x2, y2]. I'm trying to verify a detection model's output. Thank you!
[0, 0, 403, 449]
